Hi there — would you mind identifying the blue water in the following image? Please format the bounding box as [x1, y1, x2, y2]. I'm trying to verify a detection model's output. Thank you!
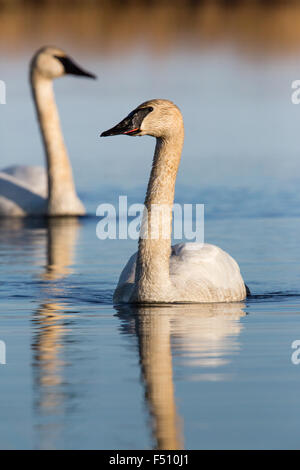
[0, 46, 300, 449]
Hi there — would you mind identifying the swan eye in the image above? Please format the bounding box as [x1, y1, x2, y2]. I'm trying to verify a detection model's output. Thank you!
[128, 107, 154, 126]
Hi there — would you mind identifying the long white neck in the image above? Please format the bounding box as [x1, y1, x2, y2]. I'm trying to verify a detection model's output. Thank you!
[31, 70, 85, 215]
[133, 128, 184, 302]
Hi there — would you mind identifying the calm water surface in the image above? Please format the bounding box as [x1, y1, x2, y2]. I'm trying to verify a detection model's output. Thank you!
[0, 45, 300, 449]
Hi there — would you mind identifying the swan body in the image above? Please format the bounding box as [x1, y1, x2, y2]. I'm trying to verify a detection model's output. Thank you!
[0, 166, 47, 216]
[0, 46, 95, 217]
[114, 243, 246, 303]
[101, 99, 247, 304]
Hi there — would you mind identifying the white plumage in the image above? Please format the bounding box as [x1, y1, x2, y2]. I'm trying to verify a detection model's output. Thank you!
[0, 166, 47, 216]
[114, 243, 246, 303]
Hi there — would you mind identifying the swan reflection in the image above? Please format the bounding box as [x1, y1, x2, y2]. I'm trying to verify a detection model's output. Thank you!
[31, 218, 80, 448]
[116, 302, 246, 449]
[0, 217, 47, 264]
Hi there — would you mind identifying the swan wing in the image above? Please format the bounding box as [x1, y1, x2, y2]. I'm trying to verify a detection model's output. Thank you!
[0, 166, 47, 216]
[1, 166, 48, 196]
[170, 243, 246, 302]
[113, 252, 137, 303]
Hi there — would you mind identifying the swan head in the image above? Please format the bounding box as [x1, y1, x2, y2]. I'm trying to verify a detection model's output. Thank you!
[30, 46, 96, 80]
[100, 99, 183, 139]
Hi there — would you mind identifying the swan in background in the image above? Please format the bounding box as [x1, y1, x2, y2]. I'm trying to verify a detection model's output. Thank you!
[0, 46, 96, 217]
[101, 99, 248, 303]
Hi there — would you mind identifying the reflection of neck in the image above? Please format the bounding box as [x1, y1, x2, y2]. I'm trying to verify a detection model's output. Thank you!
[137, 312, 183, 449]
[33, 218, 80, 438]
[134, 131, 184, 302]
[32, 301, 66, 449]
[31, 70, 83, 215]
[44, 218, 80, 281]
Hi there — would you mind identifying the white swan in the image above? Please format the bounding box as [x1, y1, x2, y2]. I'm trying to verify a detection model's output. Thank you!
[0, 46, 96, 217]
[101, 99, 248, 304]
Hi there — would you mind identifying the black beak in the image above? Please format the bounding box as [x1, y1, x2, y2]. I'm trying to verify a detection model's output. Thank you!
[100, 106, 154, 137]
[100, 116, 140, 137]
[55, 55, 96, 79]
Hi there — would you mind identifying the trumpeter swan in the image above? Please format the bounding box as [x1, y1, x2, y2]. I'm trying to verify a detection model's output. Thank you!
[101, 99, 248, 304]
[0, 46, 96, 217]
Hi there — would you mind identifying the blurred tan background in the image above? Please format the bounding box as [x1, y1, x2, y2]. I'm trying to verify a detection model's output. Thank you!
[1, 0, 300, 56]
